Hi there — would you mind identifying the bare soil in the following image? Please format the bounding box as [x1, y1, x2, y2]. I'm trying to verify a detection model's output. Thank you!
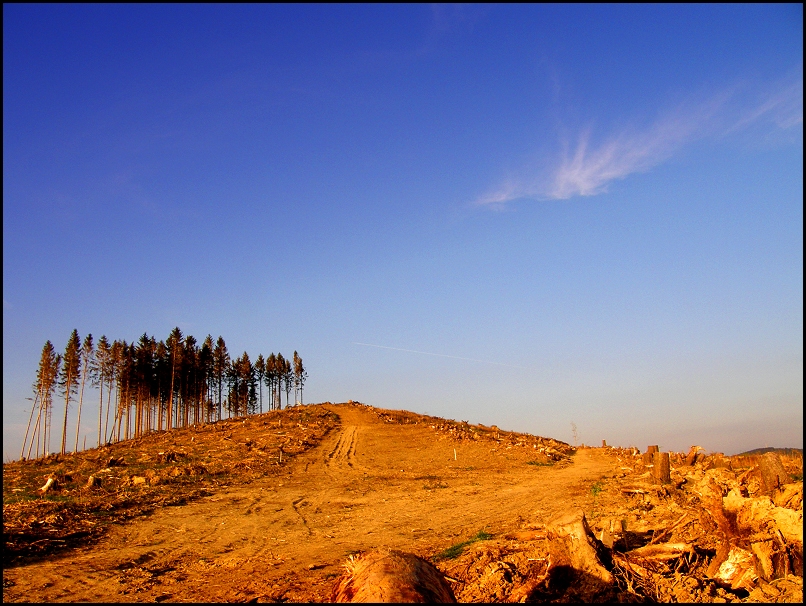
[2, 402, 803, 603]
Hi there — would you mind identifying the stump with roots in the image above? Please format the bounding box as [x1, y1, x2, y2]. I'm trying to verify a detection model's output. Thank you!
[546, 509, 614, 585]
[331, 549, 456, 603]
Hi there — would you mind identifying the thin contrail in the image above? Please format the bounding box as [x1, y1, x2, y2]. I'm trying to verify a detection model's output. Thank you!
[352, 342, 527, 369]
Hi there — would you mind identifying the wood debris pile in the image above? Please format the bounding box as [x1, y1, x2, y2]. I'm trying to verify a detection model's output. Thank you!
[427, 449, 802, 603]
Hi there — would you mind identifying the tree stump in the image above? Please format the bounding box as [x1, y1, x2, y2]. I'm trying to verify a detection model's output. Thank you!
[653, 451, 671, 485]
[643, 445, 659, 466]
[685, 445, 702, 466]
[759, 452, 790, 495]
[544, 509, 614, 597]
[331, 549, 456, 603]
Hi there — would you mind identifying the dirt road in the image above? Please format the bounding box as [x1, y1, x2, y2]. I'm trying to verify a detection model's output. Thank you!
[4, 404, 615, 602]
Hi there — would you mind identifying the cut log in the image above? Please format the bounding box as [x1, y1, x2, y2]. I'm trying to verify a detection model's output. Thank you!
[653, 452, 671, 485]
[758, 452, 790, 495]
[38, 476, 58, 494]
[627, 542, 693, 560]
[86, 475, 102, 488]
[620, 487, 649, 495]
[331, 549, 456, 603]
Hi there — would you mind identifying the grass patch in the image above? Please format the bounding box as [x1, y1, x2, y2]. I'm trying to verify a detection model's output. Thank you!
[526, 460, 554, 467]
[433, 529, 493, 561]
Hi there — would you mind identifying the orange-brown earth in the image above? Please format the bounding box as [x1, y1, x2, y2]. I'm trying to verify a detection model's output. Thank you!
[3, 402, 803, 603]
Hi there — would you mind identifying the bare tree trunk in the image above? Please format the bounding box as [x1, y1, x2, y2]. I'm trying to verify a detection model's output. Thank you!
[97, 377, 105, 448]
[27, 398, 45, 460]
[74, 371, 88, 452]
[20, 394, 40, 461]
[103, 377, 114, 444]
[60, 385, 71, 455]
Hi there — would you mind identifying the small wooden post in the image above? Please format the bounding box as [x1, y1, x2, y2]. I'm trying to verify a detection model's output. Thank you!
[653, 452, 671, 485]
[759, 452, 790, 494]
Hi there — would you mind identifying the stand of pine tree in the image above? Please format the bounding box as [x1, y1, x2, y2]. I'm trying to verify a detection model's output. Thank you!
[20, 328, 307, 460]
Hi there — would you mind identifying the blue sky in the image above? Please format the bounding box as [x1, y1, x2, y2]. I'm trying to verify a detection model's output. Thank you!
[3, 4, 802, 460]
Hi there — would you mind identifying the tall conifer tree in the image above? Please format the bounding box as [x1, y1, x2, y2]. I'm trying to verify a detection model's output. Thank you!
[255, 354, 265, 414]
[59, 330, 81, 455]
[200, 335, 214, 423]
[213, 336, 229, 420]
[95, 336, 111, 447]
[293, 351, 306, 405]
[166, 327, 183, 430]
[23, 341, 60, 459]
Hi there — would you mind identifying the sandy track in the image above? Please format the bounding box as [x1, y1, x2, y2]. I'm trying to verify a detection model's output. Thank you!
[3, 404, 614, 603]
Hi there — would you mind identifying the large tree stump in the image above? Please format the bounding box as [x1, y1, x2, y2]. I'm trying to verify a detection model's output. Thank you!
[759, 452, 790, 495]
[546, 509, 614, 587]
[331, 549, 456, 603]
[643, 445, 658, 466]
[653, 451, 671, 485]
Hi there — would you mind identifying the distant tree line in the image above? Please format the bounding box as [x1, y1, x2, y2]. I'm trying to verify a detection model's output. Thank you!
[21, 328, 307, 460]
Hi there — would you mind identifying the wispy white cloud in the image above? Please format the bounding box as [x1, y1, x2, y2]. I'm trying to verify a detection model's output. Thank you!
[475, 75, 803, 207]
[729, 78, 803, 133]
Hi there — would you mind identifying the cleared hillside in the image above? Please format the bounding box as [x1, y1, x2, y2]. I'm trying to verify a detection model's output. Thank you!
[3, 402, 802, 603]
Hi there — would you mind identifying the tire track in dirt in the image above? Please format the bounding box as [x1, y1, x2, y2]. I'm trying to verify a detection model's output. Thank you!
[325, 424, 359, 469]
[3, 403, 614, 603]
